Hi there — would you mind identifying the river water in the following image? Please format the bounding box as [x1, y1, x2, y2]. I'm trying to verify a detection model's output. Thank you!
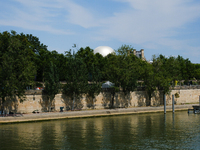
[0, 111, 199, 150]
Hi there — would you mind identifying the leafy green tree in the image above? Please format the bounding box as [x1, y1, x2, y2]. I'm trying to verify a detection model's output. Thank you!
[25, 33, 49, 82]
[120, 55, 139, 94]
[152, 55, 171, 96]
[76, 47, 95, 72]
[194, 64, 200, 80]
[104, 54, 121, 108]
[141, 62, 157, 105]
[63, 52, 88, 110]
[175, 56, 194, 82]
[163, 56, 180, 83]
[116, 44, 135, 56]
[26, 33, 48, 54]
[76, 46, 107, 80]
[163, 55, 194, 85]
[34, 49, 51, 82]
[76, 47, 103, 108]
[87, 64, 102, 108]
[142, 55, 174, 105]
[94, 53, 107, 80]
[0, 31, 36, 112]
[49, 51, 67, 81]
[105, 53, 138, 108]
[44, 61, 60, 111]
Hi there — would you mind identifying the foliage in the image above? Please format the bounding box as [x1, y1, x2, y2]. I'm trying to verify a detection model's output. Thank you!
[194, 64, 200, 80]
[152, 55, 171, 95]
[116, 44, 135, 56]
[0, 31, 36, 110]
[76, 47, 103, 106]
[44, 61, 60, 111]
[141, 62, 157, 104]
[62, 52, 88, 110]
[105, 52, 139, 107]
[25, 33, 48, 81]
[175, 92, 180, 98]
[1, 30, 200, 110]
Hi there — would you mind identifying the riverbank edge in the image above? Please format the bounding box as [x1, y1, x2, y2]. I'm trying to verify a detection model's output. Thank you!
[0, 105, 194, 124]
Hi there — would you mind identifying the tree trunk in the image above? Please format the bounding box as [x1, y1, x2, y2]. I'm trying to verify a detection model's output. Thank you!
[72, 92, 75, 111]
[92, 97, 95, 109]
[48, 99, 52, 112]
[1, 97, 5, 115]
[111, 92, 115, 108]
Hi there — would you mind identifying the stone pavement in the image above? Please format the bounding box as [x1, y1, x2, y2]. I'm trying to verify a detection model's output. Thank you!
[0, 104, 194, 124]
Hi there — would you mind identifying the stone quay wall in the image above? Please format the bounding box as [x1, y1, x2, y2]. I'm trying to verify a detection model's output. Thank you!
[3, 86, 200, 113]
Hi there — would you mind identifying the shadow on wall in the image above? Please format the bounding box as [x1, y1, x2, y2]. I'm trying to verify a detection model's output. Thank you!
[101, 90, 131, 108]
[151, 91, 163, 106]
[0, 96, 19, 114]
[39, 91, 55, 112]
[115, 92, 130, 108]
[135, 90, 164, 106]
[101, 90, 112, 108]
[61, 94, 83, 111]
[165, 92, 174, 105]
[135, 91, 149, 106]
[85, 94, 97, 109]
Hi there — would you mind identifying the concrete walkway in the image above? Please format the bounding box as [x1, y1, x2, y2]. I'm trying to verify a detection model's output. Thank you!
[0, 104, 195, 124]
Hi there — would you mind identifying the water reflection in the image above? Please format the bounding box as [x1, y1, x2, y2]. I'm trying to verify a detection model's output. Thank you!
[0, 111, 200, 150]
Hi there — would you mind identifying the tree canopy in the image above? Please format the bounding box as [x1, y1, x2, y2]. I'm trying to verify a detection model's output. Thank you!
[0, 31, 36, 110]
[1, 30, 200, 110]
[44, 61, 60, 111]
[62, 52, 88, 110]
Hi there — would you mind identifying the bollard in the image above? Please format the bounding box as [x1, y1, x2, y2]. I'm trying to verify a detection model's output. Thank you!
[164, 94, 166, 114]
[199, 96, 200, 106]
[172, 95, 174, 112]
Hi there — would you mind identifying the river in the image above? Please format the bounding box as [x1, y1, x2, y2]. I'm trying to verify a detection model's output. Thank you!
[0, 111, 199, 150]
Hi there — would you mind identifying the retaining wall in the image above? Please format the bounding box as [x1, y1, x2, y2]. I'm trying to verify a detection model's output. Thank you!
[2, 87, 200, 113]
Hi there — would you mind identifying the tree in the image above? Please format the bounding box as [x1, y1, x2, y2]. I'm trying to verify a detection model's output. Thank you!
[116, 44, 135, 56]
[49, 51, 67, 81]
[76, 47, 95, 72]
[34, 49, 51, 82]
[44, 61, 60, 111]
[164, 56, 180, 83]
[105, 52, 139, 108]
[153, 55, 172, 93]
[121, 55, 139, 94]
[26, 33, 48, 55]
[142, 62, 157, 105]
[25, 33, 48, 82]
[63, 52, 88, 110]
[141, 55, 173, 106]
[87, 64, 102, 108]
[76, 47, 103, 108]
[194, 64, 200, 80]
[0, 31, 36, 112]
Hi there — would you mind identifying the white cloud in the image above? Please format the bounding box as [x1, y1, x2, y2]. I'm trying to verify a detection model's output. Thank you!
[0, 0, 100, 32]
[1, 0, 200, 62]
[0, 0, 74, 34]
[98, 0, 200, 45]
[62, 1, 99, 28]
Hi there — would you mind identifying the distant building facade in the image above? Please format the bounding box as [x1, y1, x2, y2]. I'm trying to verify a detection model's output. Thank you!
[128, 49, 145, 60]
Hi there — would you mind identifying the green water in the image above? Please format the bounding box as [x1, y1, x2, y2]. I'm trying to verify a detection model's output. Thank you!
[0, 111, 200, 150]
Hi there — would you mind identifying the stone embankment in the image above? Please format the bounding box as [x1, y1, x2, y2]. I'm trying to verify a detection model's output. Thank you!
[0, 104, 194, 124]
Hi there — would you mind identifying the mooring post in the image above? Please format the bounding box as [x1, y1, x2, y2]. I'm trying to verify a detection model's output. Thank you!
[164, 94, 166, 114]
[199, 95, 200, 106]
[172, 95, 175, 113]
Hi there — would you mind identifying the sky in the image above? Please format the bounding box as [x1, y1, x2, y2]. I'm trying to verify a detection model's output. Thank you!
[1, 0, 200, 63]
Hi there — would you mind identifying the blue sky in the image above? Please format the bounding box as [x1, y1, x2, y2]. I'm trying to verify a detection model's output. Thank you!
[1, 0, 200, 63]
